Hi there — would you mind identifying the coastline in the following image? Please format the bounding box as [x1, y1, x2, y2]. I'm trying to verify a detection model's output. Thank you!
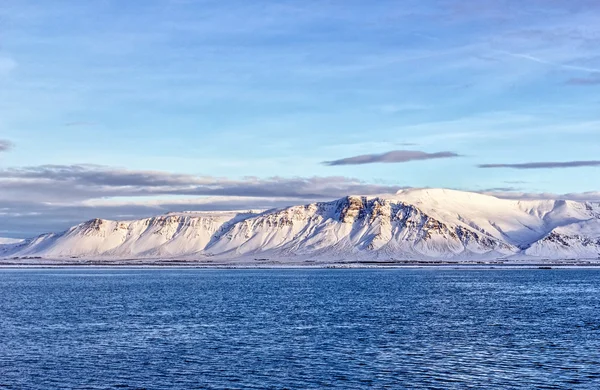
[2, 258, 600, 269]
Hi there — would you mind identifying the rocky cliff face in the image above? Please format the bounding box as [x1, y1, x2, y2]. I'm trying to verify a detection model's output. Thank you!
[3, 189, 600, 261]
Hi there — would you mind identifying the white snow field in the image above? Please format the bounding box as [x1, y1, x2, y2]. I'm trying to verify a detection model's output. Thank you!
[0, 238, 24, 245]
[2, 189, 599, 264]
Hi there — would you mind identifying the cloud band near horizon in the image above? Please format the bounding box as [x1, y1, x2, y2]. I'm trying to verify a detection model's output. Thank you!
[0, 163, 410, 237]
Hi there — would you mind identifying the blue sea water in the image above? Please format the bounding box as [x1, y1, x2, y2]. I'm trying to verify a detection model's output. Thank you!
[1, 268, 600, 389]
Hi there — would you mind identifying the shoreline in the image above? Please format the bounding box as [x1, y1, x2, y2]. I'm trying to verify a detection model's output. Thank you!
[1, 259, 600, 269]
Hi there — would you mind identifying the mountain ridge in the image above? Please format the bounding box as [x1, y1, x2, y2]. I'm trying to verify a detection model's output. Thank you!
[2, 189, 600, 262]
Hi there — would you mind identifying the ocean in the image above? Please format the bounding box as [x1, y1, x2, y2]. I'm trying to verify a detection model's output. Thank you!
[1, 268, 599, 389]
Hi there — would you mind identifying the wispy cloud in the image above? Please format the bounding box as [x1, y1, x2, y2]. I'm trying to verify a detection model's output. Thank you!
[323, 150, 461, 166]
[497, 50, 600, 74]
[479, 161, 600, 169]
[479, 187, 521, 193]
[0, 140, 13, 152]
[377, 104, 430, 114]
[0, 56, 17, 76]
[64, 121, 96, 127]
[396, 142, 418, 146]
[566, 76, 600, 86]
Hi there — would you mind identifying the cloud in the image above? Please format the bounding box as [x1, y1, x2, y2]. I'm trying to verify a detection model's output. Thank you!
[0, 56, 17, 76]
[0, 164, 404, 200]
[0, 163, 410, 236]
[497, 50, 600, 74]
[479, 187, 521, 192]
[323, 150, 461, 166]
[64, 121, 96, 127]
[479, 161, 600, 169]
[0, 164, 207, 188]
[566, 76, 600, 85]
[377, 104, 430, 114]
[481, 190, 600, 203]
[0, 140, 13, 152]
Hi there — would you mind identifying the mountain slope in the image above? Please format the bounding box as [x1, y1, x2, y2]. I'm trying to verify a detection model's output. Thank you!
[2, 211, 260, 258]
[3, 189, 600, 262]
[203, 196, 514, 259]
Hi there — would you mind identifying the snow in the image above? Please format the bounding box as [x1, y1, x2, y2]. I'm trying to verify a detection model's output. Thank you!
[2, 189, 600, 263]
[394, 188, 589, 246]
[0, 237, 23, 244]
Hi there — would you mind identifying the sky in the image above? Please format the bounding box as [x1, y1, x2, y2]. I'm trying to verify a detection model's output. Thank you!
[1, 0, 600, 237]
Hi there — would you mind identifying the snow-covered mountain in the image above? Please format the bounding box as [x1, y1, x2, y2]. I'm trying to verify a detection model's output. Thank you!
[2, 189, 600, 263]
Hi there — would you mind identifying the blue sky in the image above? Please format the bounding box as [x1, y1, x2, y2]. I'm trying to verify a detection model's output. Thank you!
[1, 0, 600, 237]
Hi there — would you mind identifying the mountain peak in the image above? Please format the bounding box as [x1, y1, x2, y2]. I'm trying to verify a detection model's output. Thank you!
[395, 188, 500, 202]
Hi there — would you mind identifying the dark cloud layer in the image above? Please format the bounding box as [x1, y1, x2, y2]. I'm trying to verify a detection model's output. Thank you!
[0, 164, 403, 200]
[323, 150, 461, 166]
[0, 164, 407, 237]
[479, 161, 600, 169]
[0, 140, 13, 152]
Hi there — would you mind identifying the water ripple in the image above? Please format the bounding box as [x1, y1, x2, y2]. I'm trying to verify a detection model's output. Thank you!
[1, 268, 600, 388]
